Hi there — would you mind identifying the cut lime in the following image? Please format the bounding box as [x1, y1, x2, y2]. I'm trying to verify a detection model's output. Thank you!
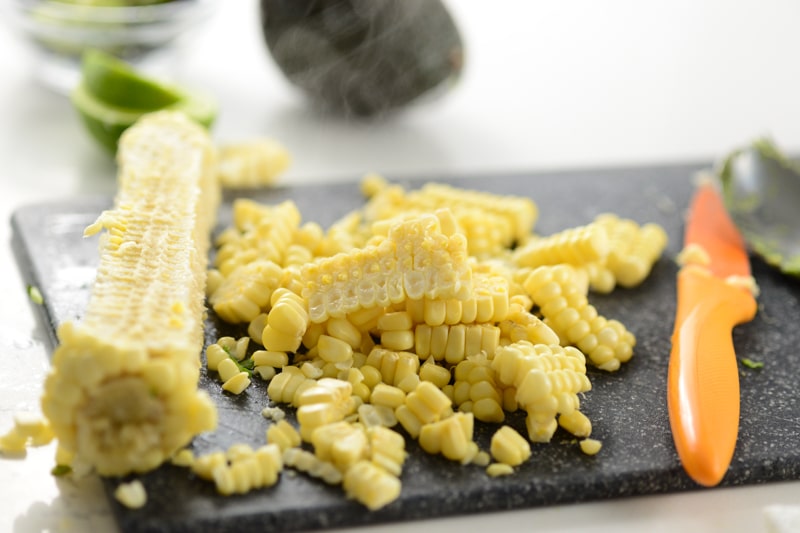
[72, 82, 217, 153]
[71, 49, 217, 153]
[81, 49, 183, 110]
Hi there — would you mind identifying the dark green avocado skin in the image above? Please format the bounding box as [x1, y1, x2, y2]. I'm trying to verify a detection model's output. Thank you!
[260, 0, 464, 117]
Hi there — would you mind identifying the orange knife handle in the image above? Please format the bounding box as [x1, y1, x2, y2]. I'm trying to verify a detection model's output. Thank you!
[667, 266, 757, 487]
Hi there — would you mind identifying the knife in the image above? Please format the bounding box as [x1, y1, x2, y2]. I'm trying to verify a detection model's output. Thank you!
[667, 179, 758, 487]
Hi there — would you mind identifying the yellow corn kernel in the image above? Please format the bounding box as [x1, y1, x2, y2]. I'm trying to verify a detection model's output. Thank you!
[492, 341, 591, 443]
[317, 335, 354, 364]
[358, 404, 397, 428]
[558, 409, 592, 437]
[498, 304, 560, 347]
[268, 297, 309, 338]
[248, 314, 269, 346]
[523, 265, 635, 371]
[370, 383, 407, 409]
[217, 138, 290, 188]
[343, 460, 402, 511]
[381, 330, 415, 351]
[210, 260, 284, 323]
[490, 425, 531, 466]
[396, 373, 421, 394]
[595, 214, 668, 289]
[252, 350, 289, 369]
[312, 421, 369, 471]
[254, 366, 277, 380]
[266, 419, 302, 451]
[347, 305, 386, 332]
[205, 268, 223, 297]
[377, 311, 413, 331]
[222, 372, 251, 395]
[261, 405, 286, 422]
[326, 317, 362, 349]
[472, 398, 505, 423]
[283, 447, 342, 485]
[405, 381, 453, 425]
[453, 380, 471, 407]
[191, 451, 227, 480]
[361, 172, 389, 198]
[216, 199, 300, 274]
[114, 479, 147, 509]
[0, 427, 28, 455]
[171, 448, 195, 467]
[216, 357, 240, 383]
[368, 425, 407, 476]
[580, 438, 603, 455]
[302, 321, 326, 349]
[394, 404, 422, 439]
[205, 344, 229, 371]
[419, 359, 451, 389]
[217, 336, 249, 361]
[266, 367, 307, 404]
[486, 462, 515, 477]
[422, 299, 447, 326]
[359, 365, 383, 390]
[262, 325, 302, 353]
[418, 412, 475, 462]
[12, 413, 55, 446]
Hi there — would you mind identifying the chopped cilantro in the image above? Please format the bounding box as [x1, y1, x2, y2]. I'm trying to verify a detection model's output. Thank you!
[231, 355, 254, 376]
[27, 285, 43, 305]
[740, 358, 764, 370]
[51, 464, 72, 476]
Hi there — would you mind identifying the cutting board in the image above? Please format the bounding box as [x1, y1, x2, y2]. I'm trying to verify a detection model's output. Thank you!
[11, 162, 800, 533]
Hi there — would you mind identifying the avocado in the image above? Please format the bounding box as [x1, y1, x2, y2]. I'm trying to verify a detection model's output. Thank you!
[260, 0, 464, 118]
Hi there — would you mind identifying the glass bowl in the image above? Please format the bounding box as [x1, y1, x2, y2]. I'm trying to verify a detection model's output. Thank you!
[1, 0, 218, 93]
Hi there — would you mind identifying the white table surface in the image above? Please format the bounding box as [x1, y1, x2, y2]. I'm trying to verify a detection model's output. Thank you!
[2, 1, 800, 532]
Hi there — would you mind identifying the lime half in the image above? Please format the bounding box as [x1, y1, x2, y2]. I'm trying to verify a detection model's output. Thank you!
[81, 49, 183, 110]
[71, 49, 218, 153]
[72, 81, 217, 153]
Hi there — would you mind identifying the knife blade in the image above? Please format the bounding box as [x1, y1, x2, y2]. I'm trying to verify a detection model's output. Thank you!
[667, 179, 758, 487]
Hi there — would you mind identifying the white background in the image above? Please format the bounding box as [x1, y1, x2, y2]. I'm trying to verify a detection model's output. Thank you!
[1, 1, 800, 532]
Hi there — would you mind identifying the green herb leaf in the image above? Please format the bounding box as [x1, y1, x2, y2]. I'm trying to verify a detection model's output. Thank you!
[740, 358, 764, 370]
[230, 355, 254, 376]
[51, 464, 72, 476]
[27, 285, 44, 305]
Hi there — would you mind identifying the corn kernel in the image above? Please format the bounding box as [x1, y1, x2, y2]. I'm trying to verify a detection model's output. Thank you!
[580, 438, 603, 455]
[222, 372, 251, 395]
[318, 335, 354, 364]
[114, 480, 147, 509]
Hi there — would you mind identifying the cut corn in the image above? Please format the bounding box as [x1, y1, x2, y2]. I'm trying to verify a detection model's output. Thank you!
[217, 138, 290, 189]
[114, 479, 147, 509]
[198, 174, 669, 509]
[41, 111, 219, 476]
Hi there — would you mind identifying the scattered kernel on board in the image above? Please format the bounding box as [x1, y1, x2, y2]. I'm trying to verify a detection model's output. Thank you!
[196, 174, 668, 509]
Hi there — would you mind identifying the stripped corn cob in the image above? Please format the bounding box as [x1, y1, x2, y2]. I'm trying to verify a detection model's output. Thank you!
[40, 111, 219, 476]
[301, 212, 472, 323]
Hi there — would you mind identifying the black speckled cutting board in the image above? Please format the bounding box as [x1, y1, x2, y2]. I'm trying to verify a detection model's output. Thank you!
[10, 163, 800, 533]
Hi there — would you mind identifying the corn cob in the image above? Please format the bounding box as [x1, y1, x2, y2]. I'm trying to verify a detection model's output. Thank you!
[40, 111, 219, 476]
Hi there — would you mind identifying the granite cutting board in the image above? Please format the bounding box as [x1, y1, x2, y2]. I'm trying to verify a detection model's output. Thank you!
[11, 162, 800, 533]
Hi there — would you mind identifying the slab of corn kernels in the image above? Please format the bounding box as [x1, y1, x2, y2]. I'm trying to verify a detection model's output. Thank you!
[201, 175, 668, 509]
